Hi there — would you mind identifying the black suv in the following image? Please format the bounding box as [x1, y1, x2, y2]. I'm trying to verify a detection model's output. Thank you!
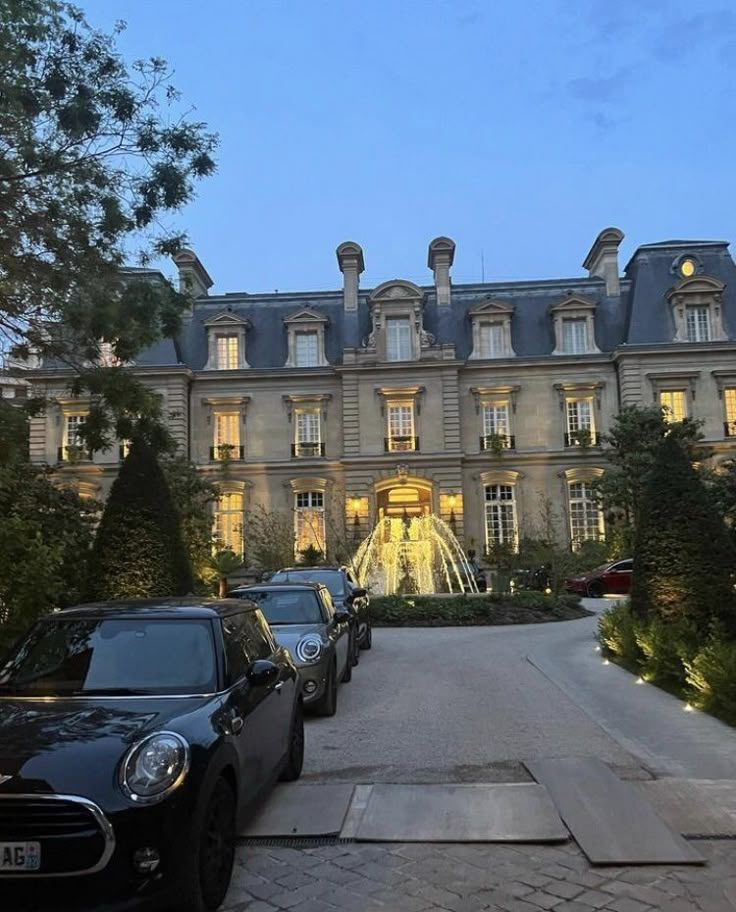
[0, 598, 304, 912]
[269, 566, 372, 652]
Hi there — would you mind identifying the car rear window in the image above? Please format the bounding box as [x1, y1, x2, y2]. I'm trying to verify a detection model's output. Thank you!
[243, 590, 324, 625]
[0, 618, 218, 696]
[270, 570, 346, 598]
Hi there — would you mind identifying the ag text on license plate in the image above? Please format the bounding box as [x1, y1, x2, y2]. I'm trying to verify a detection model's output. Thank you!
[0, 842, 41, 871]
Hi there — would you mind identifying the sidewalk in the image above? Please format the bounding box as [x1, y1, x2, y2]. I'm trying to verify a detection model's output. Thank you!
[225, 838, 736, 912]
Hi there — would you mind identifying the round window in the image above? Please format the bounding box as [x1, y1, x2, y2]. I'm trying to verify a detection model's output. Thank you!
[680, 257, 697, 278]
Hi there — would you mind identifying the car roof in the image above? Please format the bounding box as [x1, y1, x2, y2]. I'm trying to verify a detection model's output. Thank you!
[232, 582, 323, 593]
[272, 566, 345, 574]
[53, 598, 259, 621]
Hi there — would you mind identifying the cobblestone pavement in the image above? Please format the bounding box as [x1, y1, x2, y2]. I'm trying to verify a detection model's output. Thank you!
[224, 839, 736, 912]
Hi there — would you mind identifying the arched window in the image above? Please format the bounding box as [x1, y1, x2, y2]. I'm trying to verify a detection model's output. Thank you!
[214, 491, 244, 555]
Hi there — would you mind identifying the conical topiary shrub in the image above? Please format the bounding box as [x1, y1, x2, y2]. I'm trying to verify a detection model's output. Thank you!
[631, 434, 736, 635]
[85, 438, 193, 600]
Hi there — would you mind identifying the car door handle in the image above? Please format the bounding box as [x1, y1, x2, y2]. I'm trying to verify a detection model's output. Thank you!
[274, 681, 284, 693]
[229, 711, 244, 735]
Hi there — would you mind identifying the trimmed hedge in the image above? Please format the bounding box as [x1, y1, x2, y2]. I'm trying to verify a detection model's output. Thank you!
[370, 592, 589, 627]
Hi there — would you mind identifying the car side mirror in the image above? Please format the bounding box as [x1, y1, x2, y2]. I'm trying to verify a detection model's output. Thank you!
[334, 608, 352, 624]
[246, 659, 279, 688]
[351, 588, 367, 598]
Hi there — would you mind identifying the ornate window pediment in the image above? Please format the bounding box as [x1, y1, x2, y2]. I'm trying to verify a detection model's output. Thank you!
[469, 299, 515, 359]
[666, 275, 727, 343]
[203, 310, 251, 369]
[363, 280, 434, 361]
[550, 295, 600, 355]
[283, 307, 329, 367]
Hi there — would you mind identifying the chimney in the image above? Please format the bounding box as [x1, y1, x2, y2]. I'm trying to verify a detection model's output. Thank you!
[173, 248, 214, 298]
[582, 227, 624, 296]
[336, 241, 364, 312]
[427, 237, 456, 306]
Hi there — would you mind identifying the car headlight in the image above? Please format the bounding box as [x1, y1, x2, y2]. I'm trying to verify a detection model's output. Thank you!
[120, 731, 190, 804]
[295, 635, 324, 664]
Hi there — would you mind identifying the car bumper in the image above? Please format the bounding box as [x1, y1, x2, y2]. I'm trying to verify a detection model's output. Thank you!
[293, 659, 331, 706]
[565, 580, 587, 593]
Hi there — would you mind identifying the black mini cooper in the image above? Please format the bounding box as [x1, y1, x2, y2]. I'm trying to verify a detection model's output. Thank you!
[0, 598, 304, 912]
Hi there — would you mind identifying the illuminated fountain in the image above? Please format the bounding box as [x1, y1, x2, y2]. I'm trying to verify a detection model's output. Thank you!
[354, 513, 479, 595]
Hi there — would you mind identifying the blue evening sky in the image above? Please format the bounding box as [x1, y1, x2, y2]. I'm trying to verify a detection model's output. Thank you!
[83, 0, 736, 294]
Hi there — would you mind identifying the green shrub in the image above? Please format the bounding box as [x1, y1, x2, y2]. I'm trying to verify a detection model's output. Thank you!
[685, 632, 736, 724]
[599, 601, 641, 664]
[369, 592, 587, 626]
[635, 616, 696, 686]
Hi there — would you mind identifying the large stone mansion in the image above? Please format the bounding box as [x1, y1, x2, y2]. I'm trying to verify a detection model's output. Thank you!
[25, 229, 736, 559]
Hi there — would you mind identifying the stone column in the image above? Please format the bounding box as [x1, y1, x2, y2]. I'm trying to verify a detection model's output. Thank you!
[427, 237, 456, 307]
[336, 241, 365, 312]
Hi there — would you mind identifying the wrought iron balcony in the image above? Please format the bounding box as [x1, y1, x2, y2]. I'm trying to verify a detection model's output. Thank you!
[385, 436, 419, 453]
[209, 444, 245, 461]
[725, 420, 736, 438]
[57, 445, 92, 463]
[564, 431, 601, 448]
[480, 434, 516, 451]
[291, 442, 325, 457]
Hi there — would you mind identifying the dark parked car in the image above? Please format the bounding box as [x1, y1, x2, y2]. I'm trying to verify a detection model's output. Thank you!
[269, 566, 372, 651]
[230, 583, 352, 716]
[0, 598, 304, 912]
[566, 558, 633, 598]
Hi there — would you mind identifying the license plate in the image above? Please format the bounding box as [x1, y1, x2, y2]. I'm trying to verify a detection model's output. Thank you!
[0, 842, 41, 871]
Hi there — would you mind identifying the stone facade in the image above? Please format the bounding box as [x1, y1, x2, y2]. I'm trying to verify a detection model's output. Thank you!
[26, 229, 736, 561]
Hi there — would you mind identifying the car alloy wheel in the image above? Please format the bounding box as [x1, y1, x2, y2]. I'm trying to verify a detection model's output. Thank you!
[315, 661, 338, 717]
[280, 702, 304, 781]
[587, 580, 604, 598]
[198, 778, 236, 911]
[361, 620, 372, 650]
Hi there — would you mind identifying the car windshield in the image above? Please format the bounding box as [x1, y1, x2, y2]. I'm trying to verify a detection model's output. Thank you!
[270, 570, 346, 598]
[0, 618, 217, 697]
[245, 590, 323, 625]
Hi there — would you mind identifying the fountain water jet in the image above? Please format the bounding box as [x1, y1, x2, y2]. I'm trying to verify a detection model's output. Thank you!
[353, 514, 478, 595]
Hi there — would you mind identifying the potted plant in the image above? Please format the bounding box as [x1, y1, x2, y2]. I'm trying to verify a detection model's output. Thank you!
[486, 432, 508, 456]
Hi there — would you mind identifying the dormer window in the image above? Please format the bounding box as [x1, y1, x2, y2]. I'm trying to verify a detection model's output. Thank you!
[667, 275, 727, 343]
[386, 317, 412, 361]
[284, 307, 329, 368]
[204, 310, 250, 370]
[469, 299, 515, 359]
[364, 280, 435, 363]
[551, 295, 599, 356]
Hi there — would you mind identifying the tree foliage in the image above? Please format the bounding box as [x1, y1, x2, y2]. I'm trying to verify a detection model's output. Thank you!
[596, 406, 705, 554]
[0, 0, 217, 448]
[244, 505, 295, 572]
[631, 434, 736, 634]
[709, 459, 736, 545]
[85, 438, 193, 599]
[0, 459, 96, 652]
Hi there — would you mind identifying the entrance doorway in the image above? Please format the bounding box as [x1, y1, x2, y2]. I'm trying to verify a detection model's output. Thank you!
[376, 484, 431, 520]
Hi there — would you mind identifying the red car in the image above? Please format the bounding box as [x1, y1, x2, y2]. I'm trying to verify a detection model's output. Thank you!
[565, 558, 633, 598]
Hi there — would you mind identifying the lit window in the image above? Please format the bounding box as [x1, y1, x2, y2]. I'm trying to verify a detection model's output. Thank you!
[387, 403, 416, 451]
[295, 410, 321, 457]
[214, 492, 244, 554]
[562, 319, 587, 354]
[295, 491, 326, 557]
[565, 398, 594, 445]
[660, 390, 686, 422]
[724, 388, 736, 436]
[386, 317, 412, 361]
[484, 484, 517, 550]
[482, 403, 511, 448]
[216, 335, 239, 370]
[479, 323, 505, 358]
[295, 332, 319, 367]
[213, 412, 241, 460]
[62, 414, 88, 460]
[569, 481, 604, 549]
[686, 306, 711, 342]
[680, 258, 697, 278]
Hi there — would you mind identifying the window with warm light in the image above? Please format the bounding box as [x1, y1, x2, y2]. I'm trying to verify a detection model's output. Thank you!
[561, 319, 587, 354]
[568, 481, 604, 548]
[295, 491, 326, 556]
[680, 258, 697, 278]
[214, 492, 244, 554]
[216, 335, 239, 370]
[295, 332, 319, 367]
[213, 412, 241, 460]
[724, 388, 736, 436]
[484, 484, 517, 550]
[61, 413, 88, 460]
[386, 317, 412, 361]
[482, 403, 511, 449]
[478, 323, 505, 359]
[294, 410, 322, 457]
[387, 403, 416, 451]
[660, 390, 686, 422]
[565, 398, 595, 445]
[686, 306, 711, 342]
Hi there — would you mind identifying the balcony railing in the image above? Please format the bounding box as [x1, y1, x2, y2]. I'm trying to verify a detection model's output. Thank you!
[725, 420, 736, 438]
[384, 436, 419, 453]
[210, 444, 245, 461]
[564, 431, 601, 448]
[57, 445, 92, 463]
[480, 434, 516, 451]
[291, 441, 325, 458]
